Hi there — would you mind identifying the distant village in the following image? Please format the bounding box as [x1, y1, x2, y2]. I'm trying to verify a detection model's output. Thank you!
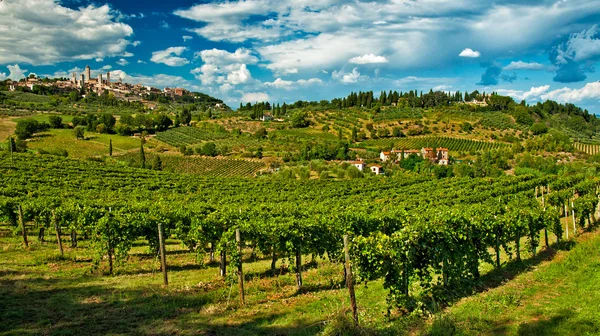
[6, 65, 225, 110]
[349, 147, 450, 175]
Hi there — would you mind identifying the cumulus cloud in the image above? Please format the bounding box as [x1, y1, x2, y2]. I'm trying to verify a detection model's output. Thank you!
[109, 70, 193, 89]
[241, 92, 270, 103]
[191, 49, 256, 88]
[183, 35, 193, 42]
[264, 77, 323, 90]
[150, 47, 189, 67]
[332, 67, 361, 84]
[459, 48, 481, 58]
[349, 54, 388, 64]
[0, 64, 28, 80]
[195, 48, 258, 66]
[497, 85, 551, 102]
[550, 25, 600, 83]
[541, 81, 600, 102]
[504, 61, 547, 71]
[116, 58, 129, 66]
[0, 0, 134, 65]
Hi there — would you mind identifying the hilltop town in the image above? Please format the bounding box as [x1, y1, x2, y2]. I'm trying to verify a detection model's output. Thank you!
[5, 65, 226, 110]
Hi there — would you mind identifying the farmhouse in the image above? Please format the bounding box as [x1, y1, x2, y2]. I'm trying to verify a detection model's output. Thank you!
[368, 164, 383, 175]
[380, 147, 449, 165]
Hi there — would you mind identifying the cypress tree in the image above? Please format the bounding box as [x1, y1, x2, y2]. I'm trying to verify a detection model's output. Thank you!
[109, 139, 113, 157]
[140, 142, 146, 169]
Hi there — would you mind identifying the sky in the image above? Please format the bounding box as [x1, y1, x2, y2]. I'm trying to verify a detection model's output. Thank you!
[1, 0, 600, 112]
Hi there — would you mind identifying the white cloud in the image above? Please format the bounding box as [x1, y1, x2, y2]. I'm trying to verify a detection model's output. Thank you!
[227, 64, 252, 85]
[0, 0, 134, 65]
[264, 77, 323, 90]
[137, 60, 146, 64]
[459, 48, 481, 58]
[433, 85, 452, 91]
[349, 54, 388, 64]
[332, 67, 361, 84]
[150, 47, 189, 67]
[497, 85, 551, 101]
[116, 58, 129, 66]
[183, 35, 193, 42]
[541, 82, 600, 102]
[101, 65, 112, 70]
[503, 61, 548, 71]
[195, 48, 258, 66]
[241, 92, 270, 103]
[555, 25, 600, 64]
[109, 70, 192, 89]
[192, 48, 257, 88]
[132, 41, 142, 47]
[0, 64, 28, 80]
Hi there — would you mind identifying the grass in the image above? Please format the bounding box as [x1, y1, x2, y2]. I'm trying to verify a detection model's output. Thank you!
[14, 113, 75, 124]
[422, 227, 600, 336]
[1, 222, 599, 336]
[27, 129, 140, 159]
[0, 116, 16, 141]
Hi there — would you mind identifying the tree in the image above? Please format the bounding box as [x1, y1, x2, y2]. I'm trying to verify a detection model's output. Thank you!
[15, 119, 41, 140]
[179, 109, 192, 125]
[140, 142, 146, 168]
[530, 122, 549, 135]
[201, 142, 218, 157]
[255, 127, 267, 139]
[155, 114, 173, 132]
[290, 111, 309, 128]
[48, 115, 63, 129]
[351, 127, 358, 142]
[96, 123, 106, 134]
[74, 126, 85, 140]
[256, 146, 263, 159]
[109, 139, 113, 157]
[152, 155, 162, 171]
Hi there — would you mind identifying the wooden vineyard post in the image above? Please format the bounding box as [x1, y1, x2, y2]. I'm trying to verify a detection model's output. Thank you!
[220, 250, 226, 277]
[571, 198, 577, 236]
[18, 205, 28, 248]
[236, 229, 245, 305]
[52, 210, 63, 257]
[343, 235, 359, 326]
[295, 248, 303, 289]
[157, 223, 168, 286]
[542, 186, 549, 248]
[495, 234, 501, 269]
[564, 203, 569, 240]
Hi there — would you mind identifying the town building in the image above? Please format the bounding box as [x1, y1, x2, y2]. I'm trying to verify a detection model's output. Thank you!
[380, 147, 449, 165]
[369, 164, 383, 175]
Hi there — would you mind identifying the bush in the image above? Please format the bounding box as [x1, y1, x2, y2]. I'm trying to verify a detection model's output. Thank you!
[74, 126, 85, 140]
[290, 111, 309, 128]
[48, 115, 63, 129]
[530, 122, 549, 135]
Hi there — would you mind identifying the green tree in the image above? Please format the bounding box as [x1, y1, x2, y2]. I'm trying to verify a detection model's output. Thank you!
[109, 139, 113, 157]
[152, 155, 162, 171]
[74, 126, 85, 140]
[256, 146, 263, 159]
[15, 119, 41, 140]
[202, 142, 218, 157]
[290, 111, 309, 128]
[155, 114, 173, 132]
[140, 142, 146, 168]
[48, 115, 63, 129]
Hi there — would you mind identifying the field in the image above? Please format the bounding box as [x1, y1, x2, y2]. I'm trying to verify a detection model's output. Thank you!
[27, 129, 140, 159]
[358, 136, 508, 152]
[118, 151, 266, 177]
[156, 126, 232, 147]
[574, 142, 600, 155]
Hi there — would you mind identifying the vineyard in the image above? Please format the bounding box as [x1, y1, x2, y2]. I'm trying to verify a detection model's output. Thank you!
[118, 151, 265, 177]
[155, 126, 231, 147]
[1, 152, 599, 331]
[359, 136, 509, 152]
[574, 142, 600, 155]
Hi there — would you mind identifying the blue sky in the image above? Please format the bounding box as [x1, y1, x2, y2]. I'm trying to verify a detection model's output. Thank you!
[1, 0, 600, 112]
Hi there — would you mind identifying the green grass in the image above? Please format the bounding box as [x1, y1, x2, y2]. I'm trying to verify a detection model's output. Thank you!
[2, 223, 599, 335]
[27, 129, 140, 159]
[14, 113, 74, 123]
[422, 228, 600, 336]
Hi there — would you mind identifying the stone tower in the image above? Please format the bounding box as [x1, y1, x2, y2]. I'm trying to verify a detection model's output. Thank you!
[71, 72, 77, 84]
[85, 65, 91, 84]
[106, 71, 110, 85]
[80, 74, 85, 88]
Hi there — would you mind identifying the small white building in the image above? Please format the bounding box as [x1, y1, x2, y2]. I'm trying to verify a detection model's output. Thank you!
[380, 151, 392, 162]
[350, 160, 365, 171]
[261, 114, 274, 122]
[369, 164, 383, 175]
